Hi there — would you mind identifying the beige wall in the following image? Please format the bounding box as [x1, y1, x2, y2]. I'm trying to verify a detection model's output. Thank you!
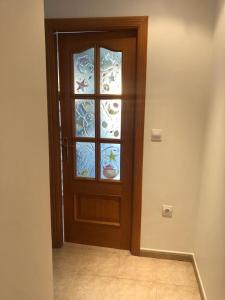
[0, 1, 53, 299]
[45, 0, 214, 252]
[194, 1, 225, 299]
[141, 9, 213, 252]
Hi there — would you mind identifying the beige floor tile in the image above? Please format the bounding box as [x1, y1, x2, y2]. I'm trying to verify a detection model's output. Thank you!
[135, 256, 157, 282]
[53, 243, 201, 300]
[54, 252, 86, 275]
[69, 275, 118, 300]
[117, 278, 137, 300]
[135, 281, 156, 300]
[54, 271, 74, 300]
[116, 279, 156, 300]
[66, 242, 119, 255]
[70, 275, 98, 300]
[118, 255, 156, 282]
[155, 284, 201, 300]
[154, 259, 197, 287]
[77, 253, 106, 276]
[89, 245, 119, 256]
[96, 253, 120, 277]
[94, 276, 118, 300]
[117, 255, 137, 280]
[119, 249, 131, 257]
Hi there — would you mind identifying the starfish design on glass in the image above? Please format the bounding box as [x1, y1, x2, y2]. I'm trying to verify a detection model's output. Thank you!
[76, 79, 88, 92]
[108, 150, 116, 161]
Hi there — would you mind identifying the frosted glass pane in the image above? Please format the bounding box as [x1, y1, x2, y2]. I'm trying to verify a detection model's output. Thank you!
[100, 48, 122, 94]
[74, 48, 95, 94]
[100, 99, 121, 139]
[75, 99, 95, 137]
[76, 142, 95, 178]
[100, 143, 120, 180]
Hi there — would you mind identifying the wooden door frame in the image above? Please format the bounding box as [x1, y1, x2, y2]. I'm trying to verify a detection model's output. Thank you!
[45, 17, 148, 256]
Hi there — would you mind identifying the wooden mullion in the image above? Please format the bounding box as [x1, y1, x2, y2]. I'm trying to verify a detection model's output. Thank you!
[97, 94, 122, 100]
[73, 137, 96, 142]
[72, 94, 123, 99]
[98, 138, 122, 144]
[72, 94, 96, 99]
[96, 44, 101, 180]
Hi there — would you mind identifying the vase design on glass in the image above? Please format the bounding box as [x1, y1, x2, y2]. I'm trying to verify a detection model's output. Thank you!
[74, 48, 95, 94]
[101, 143, 121, 180]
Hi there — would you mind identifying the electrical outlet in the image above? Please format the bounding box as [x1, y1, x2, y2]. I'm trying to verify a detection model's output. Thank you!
[162, 205, 173, 218]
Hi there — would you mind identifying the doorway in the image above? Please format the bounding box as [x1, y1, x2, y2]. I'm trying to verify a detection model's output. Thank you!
[45, 17, 148, 254]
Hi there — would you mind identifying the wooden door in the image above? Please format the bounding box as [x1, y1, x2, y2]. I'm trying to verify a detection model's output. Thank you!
[58, 31, 136, 249]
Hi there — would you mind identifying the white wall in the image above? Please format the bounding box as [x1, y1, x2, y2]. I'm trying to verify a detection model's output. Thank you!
[45, 0, 214, 252]
[194, 1, 225, 299]
[0, 1, 53, 299]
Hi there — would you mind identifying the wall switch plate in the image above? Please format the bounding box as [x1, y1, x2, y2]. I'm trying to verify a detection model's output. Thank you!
[162, 205, 173, 218]
[151, 129, 162, 142]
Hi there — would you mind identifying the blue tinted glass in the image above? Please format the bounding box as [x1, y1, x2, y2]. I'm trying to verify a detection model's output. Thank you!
[100, 99, 121, 139]
[75, 99, 95, 137]
[100, 143, 121, 180]
[74, 48, 95, 94]
[100, 48, 122, 95]
[76, 142, 95, 178]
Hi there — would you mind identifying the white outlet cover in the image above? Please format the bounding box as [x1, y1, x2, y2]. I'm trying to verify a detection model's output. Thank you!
[162, 205, 173, 218]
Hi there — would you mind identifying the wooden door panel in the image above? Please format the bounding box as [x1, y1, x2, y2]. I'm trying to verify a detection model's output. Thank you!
[59, 31, 136, 249]
[74, 193, 121, 225]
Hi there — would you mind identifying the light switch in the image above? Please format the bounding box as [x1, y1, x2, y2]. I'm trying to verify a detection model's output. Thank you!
[151, 129, 162, 142]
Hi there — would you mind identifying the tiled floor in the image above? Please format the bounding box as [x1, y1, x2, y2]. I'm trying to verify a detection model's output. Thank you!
[53, 243, 201, 300]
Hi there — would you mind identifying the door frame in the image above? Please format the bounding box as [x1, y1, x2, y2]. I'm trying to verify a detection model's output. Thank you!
[45, 17, 148, 255]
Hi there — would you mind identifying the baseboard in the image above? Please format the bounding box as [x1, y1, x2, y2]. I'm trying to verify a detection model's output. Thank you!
[140, 248, 193, 262]
[192, 254, 207, 300]
[140, 248, 207, 300]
